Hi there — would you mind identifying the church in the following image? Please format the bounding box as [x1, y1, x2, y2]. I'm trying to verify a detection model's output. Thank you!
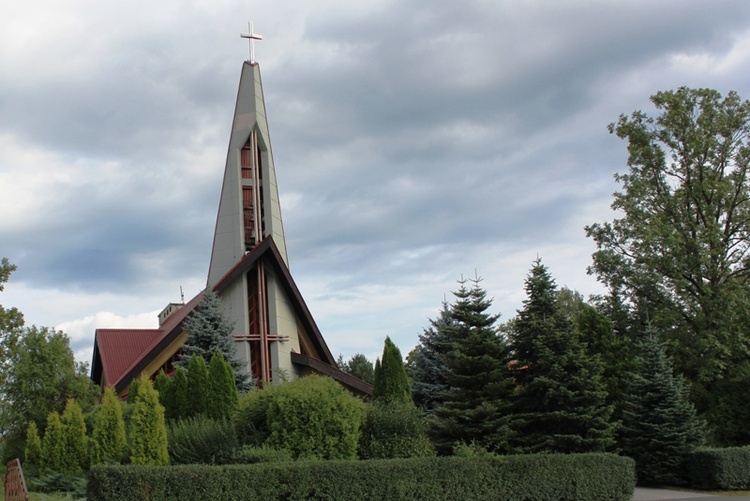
[90, 35, 372, 398]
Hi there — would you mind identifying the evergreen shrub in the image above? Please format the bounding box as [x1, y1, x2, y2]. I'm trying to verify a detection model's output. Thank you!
[228, 445, 293, 464]
[359, 401, 434, 459]
[687, 446, 750, 490]
[168, 415, 238, 465]
[88, 453, 635, 501]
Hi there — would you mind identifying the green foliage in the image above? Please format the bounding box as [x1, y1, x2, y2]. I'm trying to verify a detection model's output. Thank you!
[170, 366, 190, 420]
[586, 87, 750, 441]
[167, 415, 238, 465]
[372, 337, 411, 403]
[338, 353, 375, 384]
[41, 411, 65, 473]
[429, 276, 516, 455]
[0, 325, 98, 463]
[178, 290, 249, 391]
[24, 420, 43, 473]
[129, 376, 169, 466]
[186, 355, 211, 418]
[0, 258, 24, 375]
[91, 387, 127, 465]
[87, 453, 635, 501]
[153, 370, 175, 421]
[228, 445, 293, 464]
[359, 401, 434, 459]
[507, 260, 616, 454]
[686, 446, 750, 490]
[235, 375, 366, 460]
[621, 329, 705, 486]
[30, 471, 87, 498]
[126, 377, 141, 405]
[208, 352, 239, 421]
[59, 399, 87, 473]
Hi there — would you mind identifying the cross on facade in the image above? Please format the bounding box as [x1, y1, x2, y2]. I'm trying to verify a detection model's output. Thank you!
[240, 22, 263, 63]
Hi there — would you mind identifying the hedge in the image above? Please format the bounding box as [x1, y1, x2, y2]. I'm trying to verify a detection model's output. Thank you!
[687, 446, 750, 490]
[88, 453, 635, 501]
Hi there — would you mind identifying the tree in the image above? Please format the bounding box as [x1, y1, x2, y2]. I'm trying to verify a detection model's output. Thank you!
[41, 411, 64, 473]
[585, 87, 750, 438]
[0, 325, 98, 462]
[154, 370, 176, 421]
[129, 376, 169, 466]
[0, 258, 24, 370]
[170, 366, 190, 420]
[59, 399, 87, 473]
[91, 387, 127, 465]
[621, 328, 705, 486]
[507, 260, 616, 454]
[208, 352, 239, 421]
[24, 421, 42, 474]
[429, 276, 515, 455]
[406, 300, 454, 413]
[178, 290, 249, 390]
[372, 337, 411, 403]
[186, 355, 211, 418]
[338, 353, 374, 384]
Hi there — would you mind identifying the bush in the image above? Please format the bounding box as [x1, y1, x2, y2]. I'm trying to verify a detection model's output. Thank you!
[227, 445, 293, 464]
[687, 446, 750, 490]
[88, 453, 635, 501]
[235, 375, 366, 460]
[359, 401, 434, 459]
[168, 415, 238, 465]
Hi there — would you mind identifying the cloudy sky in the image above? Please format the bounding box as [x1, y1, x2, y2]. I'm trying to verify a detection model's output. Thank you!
[2, 1, 750, 367]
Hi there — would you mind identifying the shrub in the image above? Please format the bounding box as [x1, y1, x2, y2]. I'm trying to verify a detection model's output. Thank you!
[24, 421, 43, 474]
[208, 352, 238, 421]
[687, 446, 750, 490]
[168, 415, 238, 465]
[60, 399, 88, 473]
[228, 445, 293, 464]
[91, 387, 127, 465]
[359, 401, 434, 459]
[88, 453, 635, 501]
[129, 376, 169, 466]
[41, 411, 64, 472]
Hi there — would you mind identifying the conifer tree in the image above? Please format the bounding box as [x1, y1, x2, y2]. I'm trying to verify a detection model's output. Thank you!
[507, 260, 616, 454]
[621, 328, 705, 486]
[178, 290, 249, 390]
[430, 276, 515, 454]
[171, 366, 190, 420]
[186, 355, 211, 418]
[129, 376, 169, 466]
[154, 369, 175, 421]
[41, 411, 64, 472]
[372, 337, 411, 403]
[92, 387, 127, 465]
[209, 352, 239, 421]
[127, 376, 142, 404]
[24, 421, 42, 473]
[60, 399, 87, 473]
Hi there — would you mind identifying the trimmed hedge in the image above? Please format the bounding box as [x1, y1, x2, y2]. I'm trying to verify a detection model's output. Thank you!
[687, 446, 750, 490]
[88, 453, 635, 501]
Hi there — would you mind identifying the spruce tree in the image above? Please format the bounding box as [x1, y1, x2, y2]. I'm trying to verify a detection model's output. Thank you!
[129, 376, 169, 466]
[209, 352, 239, 421]
[507, 259, 616, 454]
[186, 355, 211, 418]
[60, 399, 87, 473]
[92, 387, 127, 465]
[621, 328, 705, 486]
[430, 276, 515, 455]
[178, 290, 249, 390]
[372, 337, 411, 403]
[24, 421, 42, 473]
[41, 411, 64, 472]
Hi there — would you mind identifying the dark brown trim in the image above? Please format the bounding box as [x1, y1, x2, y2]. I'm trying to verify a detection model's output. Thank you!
[291, 352, 373, 396]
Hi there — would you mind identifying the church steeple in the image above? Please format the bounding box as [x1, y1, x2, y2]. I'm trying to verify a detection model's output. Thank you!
[208, 61, 288, 288]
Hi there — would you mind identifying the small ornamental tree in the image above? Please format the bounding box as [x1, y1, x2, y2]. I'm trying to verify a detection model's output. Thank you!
[60, 399, 88, 473]
[209, 352, 239, 421]
[154, 370, 175, 421]
[92, 387, 127, 465]
[187, 355, 211, 418]
[372, 337, 411, 403]
[622, 329, 705, 486]
[24, 421, 43, 473]
[41, 411, 64, 472]
[171, 366, 190, 420]
[129, 376, 169, 466]
[127, 377, 142, 405]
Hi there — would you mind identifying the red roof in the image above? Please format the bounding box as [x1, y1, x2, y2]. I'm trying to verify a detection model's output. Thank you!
[93, 329, 161, 387]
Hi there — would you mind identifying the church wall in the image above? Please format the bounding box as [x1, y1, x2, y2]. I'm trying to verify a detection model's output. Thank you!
[217, 278, 252, 373]
[265, 268, 302, 380]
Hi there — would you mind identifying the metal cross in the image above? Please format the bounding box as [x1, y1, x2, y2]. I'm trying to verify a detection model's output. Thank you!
[240, 22, 263, 63]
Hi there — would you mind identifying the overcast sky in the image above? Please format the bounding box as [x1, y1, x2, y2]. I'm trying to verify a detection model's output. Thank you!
[2, 1, 750, 367]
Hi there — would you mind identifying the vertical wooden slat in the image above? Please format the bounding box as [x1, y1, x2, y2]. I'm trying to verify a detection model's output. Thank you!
[4, 459, 29, 501]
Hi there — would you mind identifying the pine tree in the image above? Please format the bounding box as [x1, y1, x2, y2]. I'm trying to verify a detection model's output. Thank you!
[186, 355, 211, 418]
[92, 387, 127, 465]
[24, 421, 43, 473]
[129, 376, 169, 466]
[209, 352, 239, 421]
[621, 328, 705, 486]
[41, 411, 64, 472]
[178, 290, 249, 390]
[406, 300, 454, 413]
[60, 399, 87, 473]
[507, 259, 616, 454]
[430, 276, 515, 454]
[171, 366, 190, 420]
[372, 337, 411, 403]
[154, 369, 175, 421]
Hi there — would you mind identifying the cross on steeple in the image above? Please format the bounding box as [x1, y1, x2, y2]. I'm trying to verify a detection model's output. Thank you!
[240, 22, 263, 63]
